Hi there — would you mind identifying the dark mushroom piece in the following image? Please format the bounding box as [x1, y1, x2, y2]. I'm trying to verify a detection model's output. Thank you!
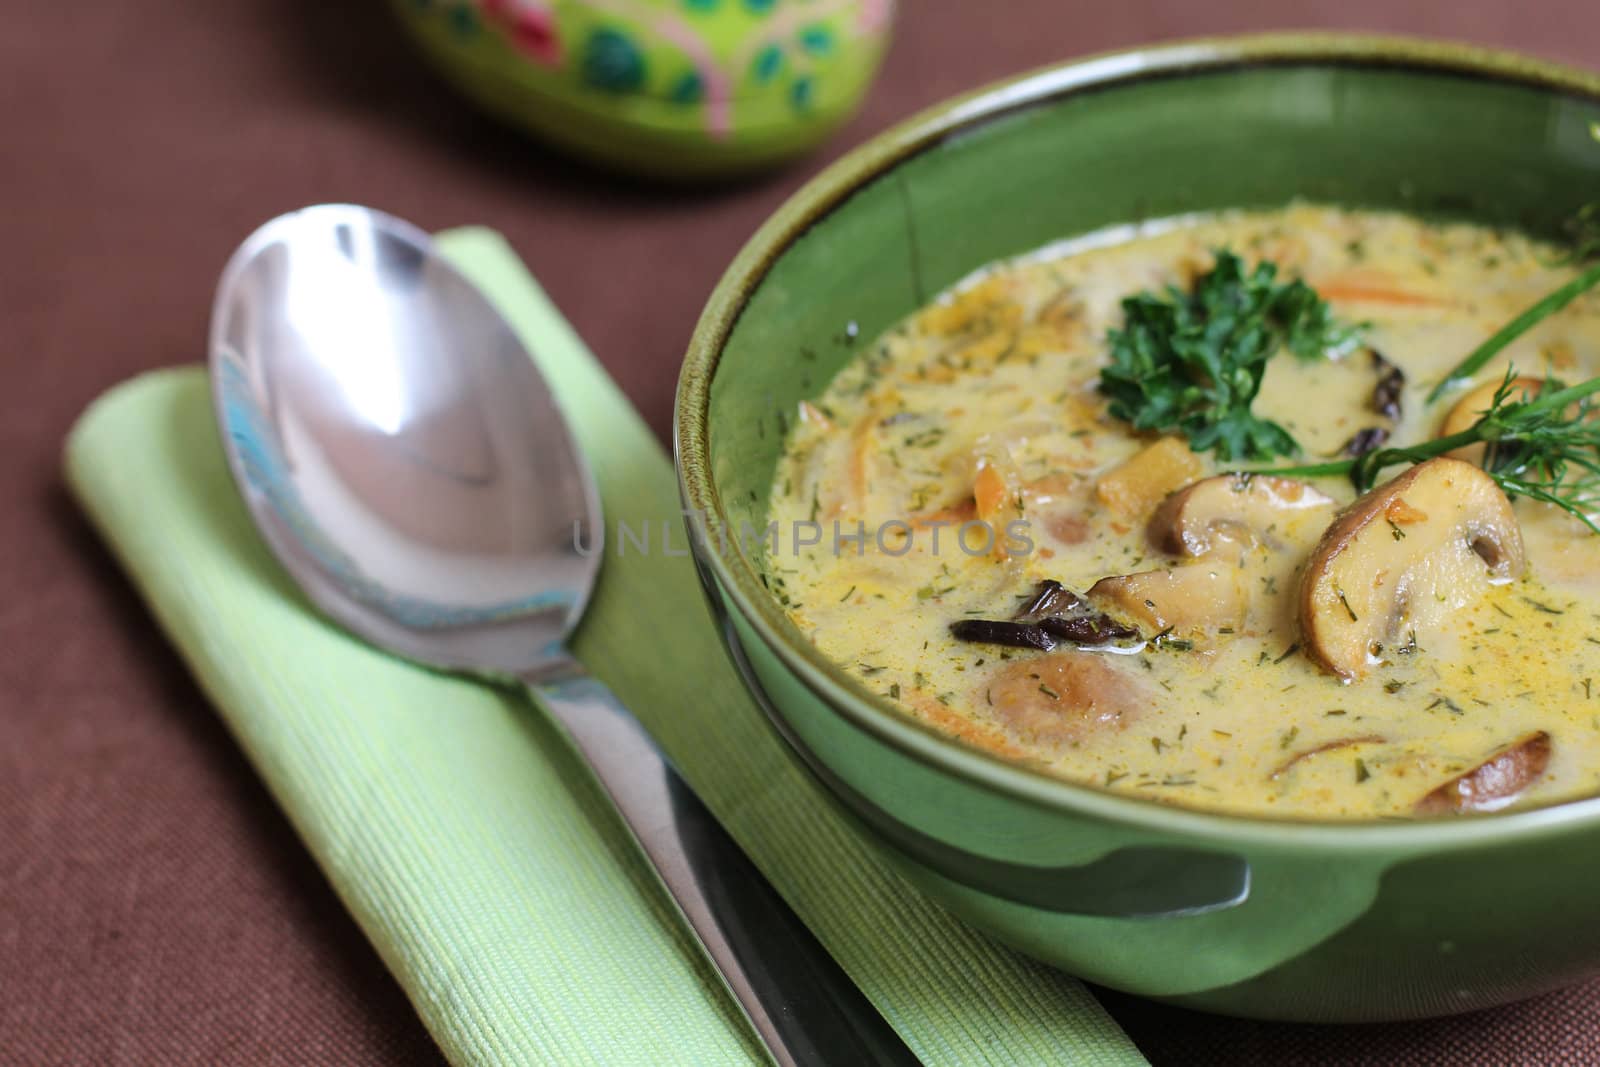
[948, 619, 1057, 651]
[1340, 426, 1390, 458]
[1370, 348, 1406, 420]
[950, 581, 1141, 651]
[1013, 579, 1086, 623]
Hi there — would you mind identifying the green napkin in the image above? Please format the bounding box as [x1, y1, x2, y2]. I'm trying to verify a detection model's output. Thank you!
[65, 227, 1147, 1067]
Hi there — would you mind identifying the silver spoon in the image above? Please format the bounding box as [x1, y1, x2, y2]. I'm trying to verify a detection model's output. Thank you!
[208, 204, 911, 1067]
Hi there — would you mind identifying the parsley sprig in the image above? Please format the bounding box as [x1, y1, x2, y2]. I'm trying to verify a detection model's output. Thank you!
[1098, 250, 1364, 461]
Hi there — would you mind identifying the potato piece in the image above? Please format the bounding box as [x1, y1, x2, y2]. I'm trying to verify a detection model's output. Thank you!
[1299, 457, 1525, 681]
[984, 653, 1147, 746]
[1095, 437, 1203, 521]
[1089, 565, 1248, 635]
[1438, 376, 1542, 465]
[1414, 731, 1551, 815]
[1148, 474, 1335, 558]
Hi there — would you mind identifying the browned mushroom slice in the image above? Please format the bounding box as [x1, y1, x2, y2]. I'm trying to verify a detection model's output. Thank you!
[1089, 565, 1248, 635]
[1438, 376, 1542, 464]
[1269, 734, 1386, 780]
[1086, 474, 1331, 637]
[1299, 457, 1525, 681]
[984, 653, 1148, 746]
[1148, 474, 1335, 558]
[1414, 731, 1551, 814]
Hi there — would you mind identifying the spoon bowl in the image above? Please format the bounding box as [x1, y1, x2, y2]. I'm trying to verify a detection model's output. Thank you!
[210, 205, 597, 678]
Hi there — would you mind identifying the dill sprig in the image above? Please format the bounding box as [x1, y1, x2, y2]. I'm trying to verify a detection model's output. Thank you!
[1270, 204, 1600, 531]
[1471, 375, 1600, 533]
[1268, 371, 1600, 533]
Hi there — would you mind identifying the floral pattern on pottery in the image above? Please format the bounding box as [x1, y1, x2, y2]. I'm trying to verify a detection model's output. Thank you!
[405, 0, 892, 140]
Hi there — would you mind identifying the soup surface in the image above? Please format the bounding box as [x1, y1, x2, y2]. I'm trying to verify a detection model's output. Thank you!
[767, 205, 1600, 819]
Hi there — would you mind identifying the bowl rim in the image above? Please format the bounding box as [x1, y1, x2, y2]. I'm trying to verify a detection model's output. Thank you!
[675, 31, 1600, 851]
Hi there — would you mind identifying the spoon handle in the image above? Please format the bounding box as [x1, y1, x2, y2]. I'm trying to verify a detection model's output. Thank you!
[522, 664, 916, 1067]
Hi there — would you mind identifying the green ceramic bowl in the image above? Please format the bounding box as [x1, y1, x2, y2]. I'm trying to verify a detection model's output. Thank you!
[676, 34, 1600, 1021]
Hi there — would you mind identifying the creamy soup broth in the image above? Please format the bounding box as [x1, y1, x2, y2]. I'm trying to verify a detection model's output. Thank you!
[767, 205, 1600, 819]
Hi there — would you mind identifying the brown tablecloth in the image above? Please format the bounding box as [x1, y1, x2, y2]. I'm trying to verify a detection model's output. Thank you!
[7, 1, 1599, 1063]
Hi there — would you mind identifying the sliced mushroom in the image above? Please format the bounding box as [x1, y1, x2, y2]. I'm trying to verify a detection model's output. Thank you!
[1089, 565, 1248, 635]
[1438, 376, 1543, 464]
[948, 619, 1058, 651]
[1085, 474, 1333, 636]
[1299, 457, 1525, 681]
[1148, 474, 1335, 558]
[984, 653, 1147, 746]
[1269, 734, 1386, 780]
[1414, 731, 1551, 814]
[1094, 437, 1203, 521]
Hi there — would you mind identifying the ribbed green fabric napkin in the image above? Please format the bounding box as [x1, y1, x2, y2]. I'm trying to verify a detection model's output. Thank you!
[64, 227, 1147, 1067]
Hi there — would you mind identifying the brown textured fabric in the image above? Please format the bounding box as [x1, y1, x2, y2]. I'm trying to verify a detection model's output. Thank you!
[5, 0, 1598, 1063]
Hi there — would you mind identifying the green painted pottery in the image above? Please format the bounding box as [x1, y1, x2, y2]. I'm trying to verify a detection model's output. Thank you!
[676, 34, 1600, 1021]
[390, 0, 892, 178]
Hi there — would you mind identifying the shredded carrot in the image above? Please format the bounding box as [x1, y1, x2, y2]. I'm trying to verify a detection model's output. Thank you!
[973, 461, 1009, 520]
[1313, 270, 1450, 307]
[846, 418, 874, 512]
[1386, 499, 1429, 526]
[904, 691, 1029, 760]
[972, 452, 1026, 560]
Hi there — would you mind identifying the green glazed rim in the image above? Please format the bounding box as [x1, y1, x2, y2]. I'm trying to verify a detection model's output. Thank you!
[676, 32, 1600, 852]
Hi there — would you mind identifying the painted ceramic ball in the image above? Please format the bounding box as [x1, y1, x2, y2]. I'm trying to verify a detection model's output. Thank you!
[392, 0, 894, 177]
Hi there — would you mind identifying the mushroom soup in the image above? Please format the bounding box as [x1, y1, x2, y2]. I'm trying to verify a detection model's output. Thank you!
[767, 205, 1600, 819]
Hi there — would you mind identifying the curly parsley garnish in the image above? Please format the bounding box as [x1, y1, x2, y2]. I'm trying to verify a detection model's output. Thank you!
[1098, 250, 1364, 461]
